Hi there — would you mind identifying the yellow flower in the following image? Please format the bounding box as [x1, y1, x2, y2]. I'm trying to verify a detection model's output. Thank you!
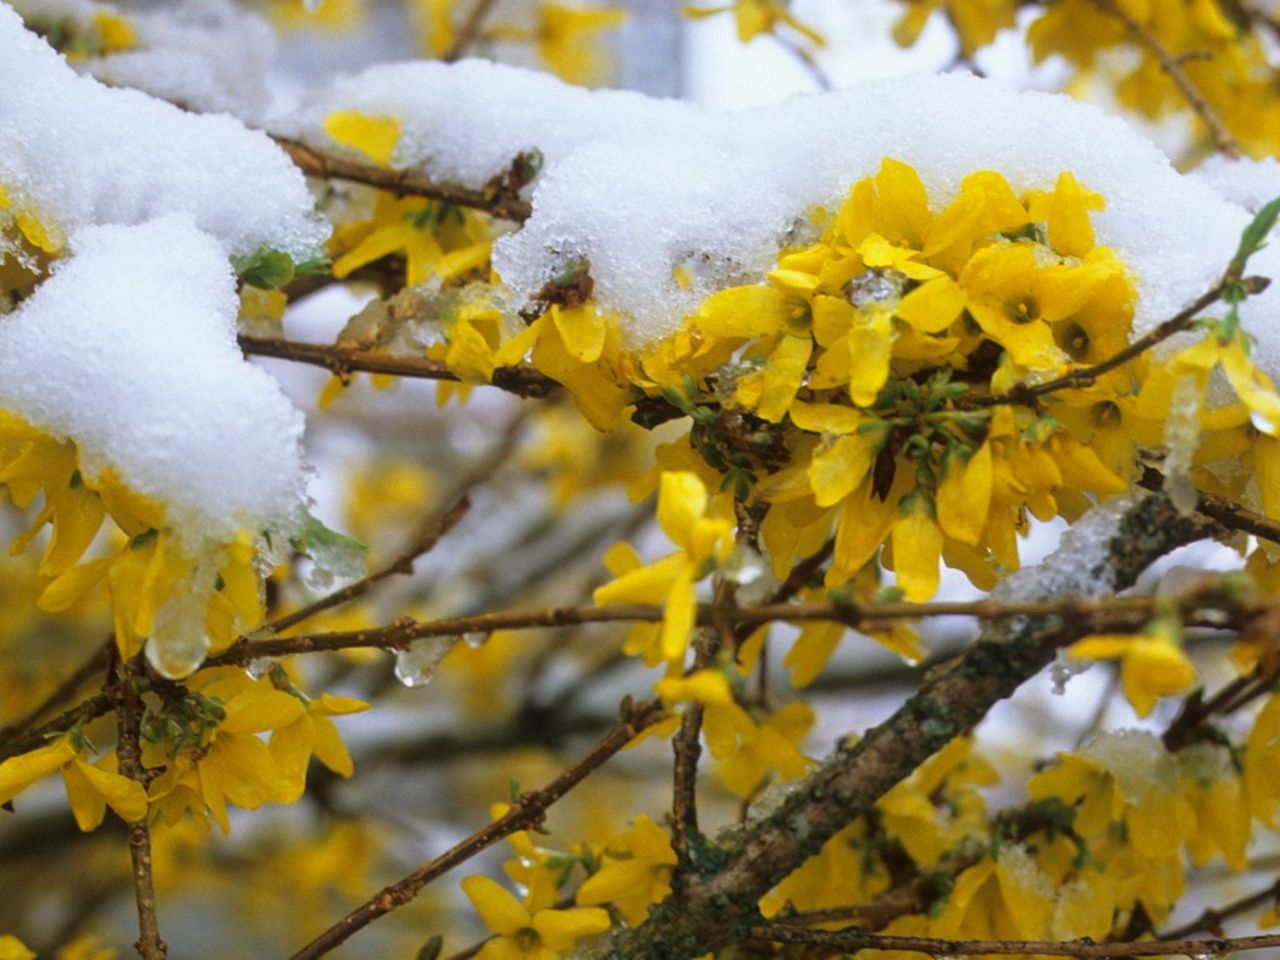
[331, 193, 492, 288]
[0, 737, 147, 832]
[323, 110, 401, 168]
[0, 936, 34, 960]
[683, 0, 825, 46]
[1068, 624, 1195, 717]
[594, 471, 735, 664]
[462, 874, 610, 960]
[145, 669, 363, 833]
[656, 670, 813, 797]
[892, 0, 1017, 57]
[268, 0, 365, 32]
[576, 815, 676, 924]
[536, 3, 629, 87]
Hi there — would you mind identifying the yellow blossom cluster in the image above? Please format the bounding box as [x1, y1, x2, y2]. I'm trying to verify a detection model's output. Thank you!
[0, 413, 265, 671]
[891, 0, 1280, 159]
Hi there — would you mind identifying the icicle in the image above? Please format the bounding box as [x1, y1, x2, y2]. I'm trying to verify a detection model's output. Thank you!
[1163, 374, 1203, 517]
[394, 636, 457, 687]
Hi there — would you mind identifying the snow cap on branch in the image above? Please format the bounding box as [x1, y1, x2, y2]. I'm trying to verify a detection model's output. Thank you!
[295, 61, 1277, 351]
[0, 2, 325, 260]
[0, 215, 308, 547]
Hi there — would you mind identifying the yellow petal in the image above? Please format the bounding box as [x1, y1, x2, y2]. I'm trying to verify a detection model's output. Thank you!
[66, 757, 148, 829]
[661, 565, 697, 662]
[894, 275, 966, 334]
[322, 110, 401, 167]
[37, 556, 114, 612]
[890, 503, 943, 602]
[551, 304, 608, 363]
[696, 286, 790, 339]
[462, 874, 532, 936]
[0, 935, 35, 960]
[808, 433, 876, 507]
[936, 443, 992, 546]
[1047, 172, 1100, 259]
[220, 689, 308, 734]
[757, 333, 813, 422]
[533, 906, 611, 951]
[0, 740, 76, 806]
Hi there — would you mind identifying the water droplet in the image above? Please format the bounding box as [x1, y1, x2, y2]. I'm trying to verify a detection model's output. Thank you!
[463, 631, 489, 649]
[303, 539, 367, 593]
[245, 658, 275, 679]
[723, 544, 775, 604]
[147, 598, 211, 679]
[394, 636, 456, 687]
[1162, 375, 1202, 517]
[846, 269, 905, 307]
[1051, 653, 1090, 695]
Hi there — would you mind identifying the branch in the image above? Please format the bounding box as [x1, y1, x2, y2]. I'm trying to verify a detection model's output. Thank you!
[1088, 0, 1240, 158]
[1138, 465, 1280, 545]
[442, 0, 502, 61]
[1160, 875, 1280, 939]
[0, 637, 112, 742]
[0, 694, 113, 763]
[238, 335, 559, 400]
[114, 655, 166, 960]
[576, 493, 1214, 959]
[750, 922, 1280, 957]
[287, 699, 665, 960]
[271, 137, 533, 222]
[203, 593, 1168, 666]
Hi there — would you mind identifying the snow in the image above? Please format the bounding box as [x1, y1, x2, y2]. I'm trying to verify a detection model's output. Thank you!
[7, 0, 278, 119]
[88, 1, 279, 120]
[294, 60, 1274, 350]
[1194, 155, 1280, 214]
[0, 216, 308, 548]
[992, 493, 1140, 603]
[0, 2, 326, 261]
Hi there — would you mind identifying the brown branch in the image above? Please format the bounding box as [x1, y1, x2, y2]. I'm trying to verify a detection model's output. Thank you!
[1088, 0, 1240, 158]
[0, 694, 114, 763]
[0, 637, 112, 742]
[1159, 875, 1280, 939]
[287, 699, 665, 960]
[1138, 465, 1280, 545]
[238, 335, 559, 400]
[204, 593, 1170, 666]
[442, 0, 502, 61]
[265, 494, 472, 635]
[271, 137, 532, 222]
[751, 922, 1280, 957]
[114, 655, 166, 960]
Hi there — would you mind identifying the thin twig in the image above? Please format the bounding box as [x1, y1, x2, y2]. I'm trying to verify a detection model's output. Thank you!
[114, 655, 166, 960]
[443, 0, 502, 61]
[1138, 465, 1280, 545]
[265, 494, 472, 635]
[983, 273, 1251, 408]
[286, 699, 664, 960]
[238, 335, 558, 400]
[0, 638, 112, 741]
[0, 694, 114, 763]
[204, 593, 1168, 666]
[751, 922, 1280, 956]
[1159, 874, 1280, 939]
[271, 137, 533, 221]
[1089, 0, 1240, 158]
